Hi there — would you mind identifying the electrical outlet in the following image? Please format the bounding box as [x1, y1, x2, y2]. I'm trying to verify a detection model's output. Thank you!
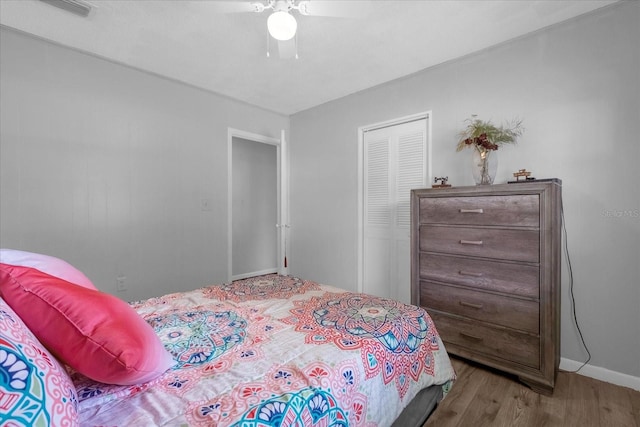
[116, 276, 127, 292]
[201, 198, 213, 211]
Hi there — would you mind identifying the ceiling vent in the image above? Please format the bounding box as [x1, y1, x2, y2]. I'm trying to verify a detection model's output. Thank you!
[38, 0, 92, 17]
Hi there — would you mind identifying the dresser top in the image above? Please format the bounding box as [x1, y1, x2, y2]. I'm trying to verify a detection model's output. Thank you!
[413, 179, 562, 197]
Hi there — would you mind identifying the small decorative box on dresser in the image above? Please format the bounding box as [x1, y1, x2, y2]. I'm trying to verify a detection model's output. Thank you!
[410, 180, 562, 394]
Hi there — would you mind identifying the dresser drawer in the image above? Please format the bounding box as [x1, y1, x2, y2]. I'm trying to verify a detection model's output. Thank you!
[420, 225, 539, 262]
[429, 311, 540, 368]
[421, 282, 539, 333]
[419, 253, 539, 298]
[419, 195, 539, 227]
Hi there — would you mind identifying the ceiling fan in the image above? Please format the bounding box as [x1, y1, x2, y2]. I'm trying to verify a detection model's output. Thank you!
[213, 0, 366, 58]
[35, 0, 366, 59]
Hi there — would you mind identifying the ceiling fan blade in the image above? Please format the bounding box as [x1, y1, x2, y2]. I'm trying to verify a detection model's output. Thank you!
[209, 1, 264, 14]
[277, 39, 297, 59]
[297, 1, 368, 18]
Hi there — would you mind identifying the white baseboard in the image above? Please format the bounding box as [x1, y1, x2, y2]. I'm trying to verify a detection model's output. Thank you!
[231, 269, 278, 281]
[560, 358, 640, 391]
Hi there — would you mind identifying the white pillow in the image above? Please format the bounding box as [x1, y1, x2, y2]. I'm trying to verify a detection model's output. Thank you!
[0, 248, 96, 290]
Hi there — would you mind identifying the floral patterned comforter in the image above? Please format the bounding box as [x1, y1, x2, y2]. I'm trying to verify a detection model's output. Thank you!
[76, 274, 455, 426]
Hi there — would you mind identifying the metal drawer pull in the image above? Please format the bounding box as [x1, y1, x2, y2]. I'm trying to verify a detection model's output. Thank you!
[459, 301, 483, 309]
[459, 270, 483, 277]
[459, 208, 483, 213]
[460, 240, 483, 245]
[459, 332, 484, 341]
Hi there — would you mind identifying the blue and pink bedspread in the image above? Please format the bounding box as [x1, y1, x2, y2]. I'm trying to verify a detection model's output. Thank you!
[76, 274, 455, 426]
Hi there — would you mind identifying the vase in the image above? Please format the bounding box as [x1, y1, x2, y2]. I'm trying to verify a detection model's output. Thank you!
[472, 148, 498, 185]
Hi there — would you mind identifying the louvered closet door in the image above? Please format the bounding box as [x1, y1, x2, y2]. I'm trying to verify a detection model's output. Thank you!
[363, 119, 427, 303]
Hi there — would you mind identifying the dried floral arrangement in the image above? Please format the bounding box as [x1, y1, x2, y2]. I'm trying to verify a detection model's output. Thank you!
[456, 115, 524, 152]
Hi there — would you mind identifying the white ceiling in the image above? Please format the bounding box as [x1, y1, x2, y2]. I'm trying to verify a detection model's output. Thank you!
[0, 0, 617, 115]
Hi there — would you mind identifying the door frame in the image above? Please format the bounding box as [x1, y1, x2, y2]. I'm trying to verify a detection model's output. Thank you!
[227, 128, 288, 282]
[356, 111, 432, 293]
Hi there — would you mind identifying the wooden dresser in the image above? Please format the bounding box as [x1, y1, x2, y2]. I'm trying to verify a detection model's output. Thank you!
[410, 180, 561, 394]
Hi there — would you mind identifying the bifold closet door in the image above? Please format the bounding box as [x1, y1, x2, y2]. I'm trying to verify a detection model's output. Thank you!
[363, 119, 427, 303]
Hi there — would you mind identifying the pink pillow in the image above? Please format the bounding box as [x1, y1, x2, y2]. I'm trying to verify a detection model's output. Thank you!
[0, 263, 175, 385]
[0, 249, 96, 290]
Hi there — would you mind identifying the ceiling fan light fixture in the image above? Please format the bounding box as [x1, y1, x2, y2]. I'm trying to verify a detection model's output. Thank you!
[267, 11, 297, 41]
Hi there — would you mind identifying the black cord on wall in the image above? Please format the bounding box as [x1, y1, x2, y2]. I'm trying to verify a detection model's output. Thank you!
[561, 198, 592, 373]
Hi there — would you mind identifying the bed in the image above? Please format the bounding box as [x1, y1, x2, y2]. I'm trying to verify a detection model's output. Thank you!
[0, 250, 455, 427]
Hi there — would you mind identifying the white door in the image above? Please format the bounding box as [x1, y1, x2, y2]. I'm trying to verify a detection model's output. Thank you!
[362, 117, 429, 303]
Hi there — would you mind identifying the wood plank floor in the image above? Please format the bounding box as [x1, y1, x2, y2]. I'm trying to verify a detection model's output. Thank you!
[424, 356, 640, 427]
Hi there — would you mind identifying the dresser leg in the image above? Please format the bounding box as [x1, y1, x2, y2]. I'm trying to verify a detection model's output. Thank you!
[519, 377, 554, 395]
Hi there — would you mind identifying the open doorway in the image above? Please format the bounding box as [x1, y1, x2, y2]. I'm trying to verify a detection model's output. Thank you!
[227, 129, 287, 282]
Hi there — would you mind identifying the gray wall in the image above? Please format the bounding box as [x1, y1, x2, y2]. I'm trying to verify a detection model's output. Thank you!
[0, 29, 288, 301]
[289, 1, 639, 378]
